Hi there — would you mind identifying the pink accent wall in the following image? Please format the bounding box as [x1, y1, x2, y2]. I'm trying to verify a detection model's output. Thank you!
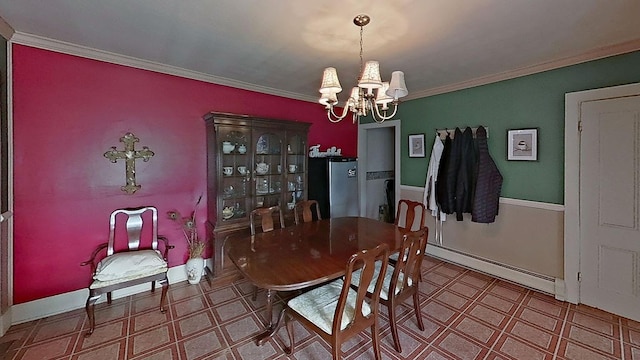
[12, 44, 357, 304]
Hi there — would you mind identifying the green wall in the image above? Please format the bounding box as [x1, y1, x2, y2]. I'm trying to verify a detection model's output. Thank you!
[398, 50, 640, 204]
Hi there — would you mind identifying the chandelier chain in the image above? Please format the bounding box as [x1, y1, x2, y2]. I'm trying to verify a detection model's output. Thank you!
[359, 25, 364, 82]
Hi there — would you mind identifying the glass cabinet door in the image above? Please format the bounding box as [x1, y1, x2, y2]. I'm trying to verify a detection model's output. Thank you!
[218, 127, 250, 223]
[253, 131, 283, 210]
[205, 111, 311, 276]
[284, 134, 307, 213]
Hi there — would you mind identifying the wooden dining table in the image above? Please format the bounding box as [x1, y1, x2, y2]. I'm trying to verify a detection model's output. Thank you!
[225, 216, 406, 344]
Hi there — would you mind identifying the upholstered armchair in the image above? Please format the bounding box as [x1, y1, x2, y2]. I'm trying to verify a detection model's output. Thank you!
[81, 206, 173, 336]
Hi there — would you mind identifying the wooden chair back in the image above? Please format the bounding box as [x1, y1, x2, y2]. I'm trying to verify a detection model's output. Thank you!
[250, 205, 284, 235]
[107, 206, 159, 256]
[384, 227, 429, 352]
[294, 200, 321, 225]
[285, 243, 389, 360]
[390, 228, 428, 297]
[395, 199, 426, 231]
[338, 243, 389, 339]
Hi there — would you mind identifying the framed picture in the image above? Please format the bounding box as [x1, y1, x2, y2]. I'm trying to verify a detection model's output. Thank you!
[507, 128, 538, 161]
[408, 134, 425, 158]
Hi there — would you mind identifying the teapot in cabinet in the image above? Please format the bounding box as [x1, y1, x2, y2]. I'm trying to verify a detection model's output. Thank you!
[256, 162, 269, 175]
[222, 141, 235, 154]
[222, 206, 234, 220]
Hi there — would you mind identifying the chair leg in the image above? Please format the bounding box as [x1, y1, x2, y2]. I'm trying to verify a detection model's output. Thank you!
[371, 321, 382, 360]
[159, 278, 169, 313]
[331, 337, 341, 360]
[388, 302, 402, 353]
[107, 292, 112, 304]
[284, 309, 295, 355]
[251, 285, 258, 301]
[413, 291, 424, 331]
[84, 293, 101, 337]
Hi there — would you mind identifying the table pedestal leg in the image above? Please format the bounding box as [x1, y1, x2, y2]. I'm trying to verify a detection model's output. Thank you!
[255, 289, 285, 345]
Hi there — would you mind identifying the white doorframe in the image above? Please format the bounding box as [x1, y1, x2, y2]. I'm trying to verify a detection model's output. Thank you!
[358, 120, 401, 218]
[0, 38, 14, 337]
[564, 82, 640, 304]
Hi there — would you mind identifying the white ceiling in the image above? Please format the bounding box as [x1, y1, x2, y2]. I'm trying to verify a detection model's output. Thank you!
[1, 0, 640, 102]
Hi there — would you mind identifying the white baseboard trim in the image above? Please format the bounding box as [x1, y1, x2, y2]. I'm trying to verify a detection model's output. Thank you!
[554, 278, 567, 302]
[0, 309, 11, 337]
[9, 251, 560, 326]
[10, 260, 210, 325]
[426, 244, 558, 296]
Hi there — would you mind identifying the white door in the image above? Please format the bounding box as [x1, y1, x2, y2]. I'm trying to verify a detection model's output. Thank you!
[579, 95, 640, 321]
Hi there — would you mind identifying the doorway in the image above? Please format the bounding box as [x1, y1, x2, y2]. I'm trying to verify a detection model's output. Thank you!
[357, 120, 401, 221]
[565, 83, 640, 321]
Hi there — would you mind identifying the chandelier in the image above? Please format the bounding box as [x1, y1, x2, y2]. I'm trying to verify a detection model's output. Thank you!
[319, 14, 408, 124]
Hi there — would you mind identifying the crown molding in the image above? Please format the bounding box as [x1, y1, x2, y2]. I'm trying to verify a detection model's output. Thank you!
[10, 32, 318, 103]
[406, 38, 640, 100]
[0, 16, 14, 40]
[10, 31, 640, 103]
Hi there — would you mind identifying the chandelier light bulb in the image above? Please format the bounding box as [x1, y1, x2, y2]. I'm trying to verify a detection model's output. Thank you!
[375, 82, 394, 110]
[319, 92, 338, 107]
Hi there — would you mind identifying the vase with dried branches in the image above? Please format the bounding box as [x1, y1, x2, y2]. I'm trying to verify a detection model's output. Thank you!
[168, 195, 206, 283]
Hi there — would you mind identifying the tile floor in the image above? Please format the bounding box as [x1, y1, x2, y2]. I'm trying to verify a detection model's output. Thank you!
[2, 256, 639, 360]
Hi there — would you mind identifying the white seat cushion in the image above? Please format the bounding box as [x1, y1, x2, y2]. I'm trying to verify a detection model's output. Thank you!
[287, 279, 371, 335]
[90, 266, 167, 289]
[93, 249, 167, 283]
[389, 248, 421, 262]
[351, 261, 412, 301]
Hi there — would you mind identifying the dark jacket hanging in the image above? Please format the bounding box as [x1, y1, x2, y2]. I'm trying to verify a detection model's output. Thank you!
[435, 133, 452, 214]
[472, 126, 503, 223]
[454, 127, 477, 221]
[442, 128, 463, 214]
[440, 128, 462, 214]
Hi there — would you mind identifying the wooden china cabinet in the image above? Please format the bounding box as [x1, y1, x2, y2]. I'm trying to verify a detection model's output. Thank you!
[203, 112, 311, 276]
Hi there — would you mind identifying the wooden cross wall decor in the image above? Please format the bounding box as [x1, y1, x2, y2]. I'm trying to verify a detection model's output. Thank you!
[104, 132, 155, 194]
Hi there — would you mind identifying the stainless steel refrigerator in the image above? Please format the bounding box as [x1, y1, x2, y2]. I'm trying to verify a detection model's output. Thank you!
[308, 157, 359, 219]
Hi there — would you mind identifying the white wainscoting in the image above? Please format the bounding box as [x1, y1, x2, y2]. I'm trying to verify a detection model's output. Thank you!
[401, 185, 564, 299]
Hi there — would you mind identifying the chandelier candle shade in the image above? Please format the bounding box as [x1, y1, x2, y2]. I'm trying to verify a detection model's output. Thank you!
[319, 14, 408, 124]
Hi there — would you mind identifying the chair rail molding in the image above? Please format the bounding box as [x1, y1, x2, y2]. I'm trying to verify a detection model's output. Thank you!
[399, 185, 564, 211]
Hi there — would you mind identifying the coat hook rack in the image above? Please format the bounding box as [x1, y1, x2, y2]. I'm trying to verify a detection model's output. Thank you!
[436, 126, 489, 139]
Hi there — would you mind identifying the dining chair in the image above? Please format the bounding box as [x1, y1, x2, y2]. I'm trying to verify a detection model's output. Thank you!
[250, 205, 285, 235]
[293, 199, 321, 225]
[389, 199, 426, 269]
[81, 206, 173, 336]
[284, 243, 389, 360]
[249, 205, 284, 300]
[351, 228, 428, 352]
[395, 199, 426, 231]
